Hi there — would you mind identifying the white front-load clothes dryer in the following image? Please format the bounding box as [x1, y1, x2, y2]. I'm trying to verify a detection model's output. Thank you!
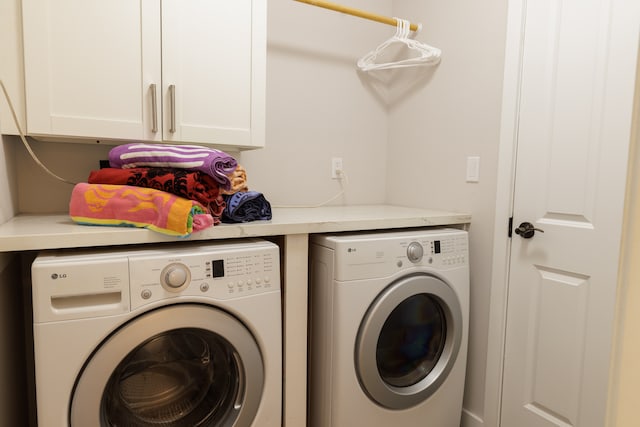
[31, 239, 281, 427]
[309, 228, 469, 427]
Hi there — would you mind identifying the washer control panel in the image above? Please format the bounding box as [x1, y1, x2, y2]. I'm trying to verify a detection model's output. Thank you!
[128, 242, 280, 309]
[32, 240, 280, 321]
[406, 242, 424, 263]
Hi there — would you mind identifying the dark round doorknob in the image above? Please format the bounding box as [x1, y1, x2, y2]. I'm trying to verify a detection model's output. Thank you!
[514, 222, 544, 238]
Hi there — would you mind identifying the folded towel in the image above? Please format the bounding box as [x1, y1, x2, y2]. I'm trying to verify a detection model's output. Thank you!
[108, 143, 237, 190]
[88, 167, 225, 224]
[221, 165, 249, 195]
[222, 191, 272, 223]
[69, 183, 214, 236]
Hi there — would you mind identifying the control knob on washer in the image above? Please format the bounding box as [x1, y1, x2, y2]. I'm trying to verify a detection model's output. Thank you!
[407, 242, 424, 263]
[163, 264, 189, 289]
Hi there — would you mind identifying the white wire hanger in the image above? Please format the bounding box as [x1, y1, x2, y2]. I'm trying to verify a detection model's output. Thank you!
[357, 18, 441, 72]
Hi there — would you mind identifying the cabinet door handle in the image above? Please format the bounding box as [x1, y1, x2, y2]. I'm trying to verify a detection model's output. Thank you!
[150, 84, 158, 133]
[169, 84, 176, 133]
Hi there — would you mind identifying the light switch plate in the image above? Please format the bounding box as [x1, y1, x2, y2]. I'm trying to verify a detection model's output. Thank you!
[466, 156, 480, 182]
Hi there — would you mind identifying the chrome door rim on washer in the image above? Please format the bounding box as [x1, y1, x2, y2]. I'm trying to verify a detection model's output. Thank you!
[355, 273, 463, 410]
[70, 304, 264, 426]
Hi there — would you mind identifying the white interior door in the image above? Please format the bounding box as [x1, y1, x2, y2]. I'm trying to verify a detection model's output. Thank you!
[500, 0, 639, 426]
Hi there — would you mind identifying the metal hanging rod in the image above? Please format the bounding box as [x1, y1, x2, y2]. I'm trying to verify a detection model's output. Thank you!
[293, 0, 420, 32]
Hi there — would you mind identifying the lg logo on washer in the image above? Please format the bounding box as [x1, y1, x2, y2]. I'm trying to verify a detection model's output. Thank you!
[50, 273, 68, 280]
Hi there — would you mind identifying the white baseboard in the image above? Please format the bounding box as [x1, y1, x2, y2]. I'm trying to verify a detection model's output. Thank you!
[461, 408, 484, 427]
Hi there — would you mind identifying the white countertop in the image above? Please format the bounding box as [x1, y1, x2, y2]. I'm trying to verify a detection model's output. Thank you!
[0, 205, 471, 252]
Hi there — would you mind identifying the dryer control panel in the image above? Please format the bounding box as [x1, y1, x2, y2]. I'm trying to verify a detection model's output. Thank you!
[399, 234, 468, 268]
[312, 228, 468, 282]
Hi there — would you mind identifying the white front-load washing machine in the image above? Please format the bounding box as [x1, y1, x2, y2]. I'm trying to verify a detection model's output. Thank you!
[309, 228, 469, 427]
[31, 239, 281, 427]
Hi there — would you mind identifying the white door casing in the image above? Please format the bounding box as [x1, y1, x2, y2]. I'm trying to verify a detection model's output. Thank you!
[491, 0, 640, 426]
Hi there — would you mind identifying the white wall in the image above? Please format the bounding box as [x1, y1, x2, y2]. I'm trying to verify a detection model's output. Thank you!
[240, 0, 392, 206]
[386, 1, 508, 425]
[15, 139, 110, 213]
[0, 137, 18, 220]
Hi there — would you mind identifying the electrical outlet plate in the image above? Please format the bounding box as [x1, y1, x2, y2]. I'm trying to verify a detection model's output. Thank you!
[332, 157, 343, 179]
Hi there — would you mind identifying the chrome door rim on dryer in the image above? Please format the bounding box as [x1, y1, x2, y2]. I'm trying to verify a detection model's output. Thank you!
[356, 272, 463, 409]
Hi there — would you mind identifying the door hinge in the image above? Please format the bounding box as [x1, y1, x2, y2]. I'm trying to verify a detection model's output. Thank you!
[508, 216, 513, 238]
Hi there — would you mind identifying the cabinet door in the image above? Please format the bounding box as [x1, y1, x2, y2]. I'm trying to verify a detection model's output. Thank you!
[161, 0, 266, 148]
[22, 0, 162, 142]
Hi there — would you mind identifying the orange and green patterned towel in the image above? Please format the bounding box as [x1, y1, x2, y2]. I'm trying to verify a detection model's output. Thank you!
[69, 183, 214, 236]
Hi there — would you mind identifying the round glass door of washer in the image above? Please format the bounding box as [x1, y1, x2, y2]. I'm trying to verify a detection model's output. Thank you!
[70, 305, 264, 427]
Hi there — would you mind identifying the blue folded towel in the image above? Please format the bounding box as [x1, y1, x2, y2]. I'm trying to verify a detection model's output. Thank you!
[222, 191, 272, 223]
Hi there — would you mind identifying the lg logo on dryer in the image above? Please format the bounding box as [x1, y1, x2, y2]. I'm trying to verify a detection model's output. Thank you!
[50, 273, 68, 280]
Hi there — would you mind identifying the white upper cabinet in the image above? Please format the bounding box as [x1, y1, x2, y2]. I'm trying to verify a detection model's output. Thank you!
[19, 0, 266, 149]
[161, 0, 265, 147]
[21, 0, 158, 142]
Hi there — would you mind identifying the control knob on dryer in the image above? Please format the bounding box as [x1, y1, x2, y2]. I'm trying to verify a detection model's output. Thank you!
[407, 242, 424, 263]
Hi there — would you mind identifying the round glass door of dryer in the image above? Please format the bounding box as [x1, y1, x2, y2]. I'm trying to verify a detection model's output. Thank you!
[376, 294, 446, 387]
[355, 273, 462, 410]
[69, 304, 264, 427]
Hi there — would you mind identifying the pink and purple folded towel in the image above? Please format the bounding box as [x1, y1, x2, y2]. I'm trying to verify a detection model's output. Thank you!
[108, 143, 238, 190]
[69, 183, 214, 236]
